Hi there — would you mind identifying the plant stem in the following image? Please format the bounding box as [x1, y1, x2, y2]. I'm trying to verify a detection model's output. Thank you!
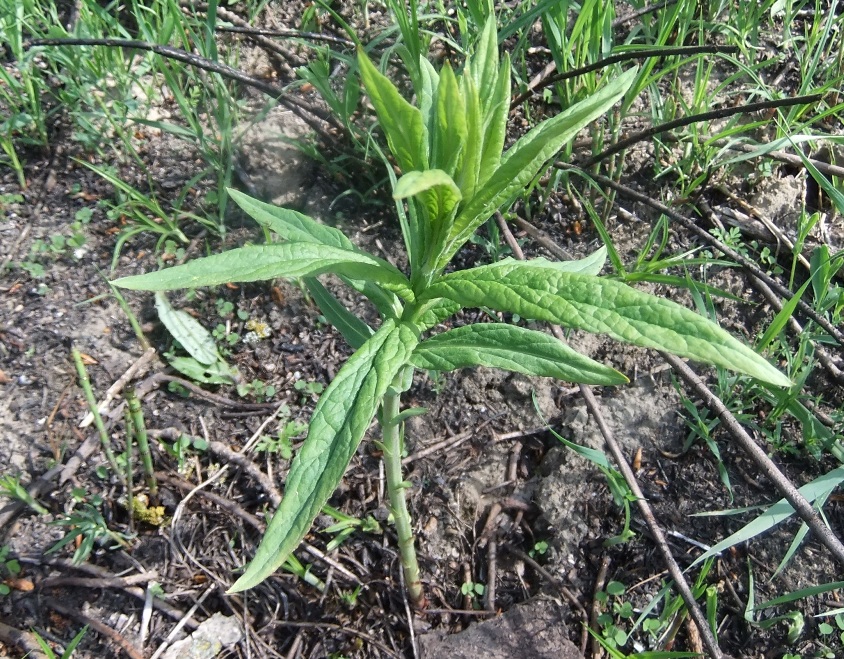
[381, 379, 425, 608]
[72, 348, 122, 479]
[124, 386, 157, 498]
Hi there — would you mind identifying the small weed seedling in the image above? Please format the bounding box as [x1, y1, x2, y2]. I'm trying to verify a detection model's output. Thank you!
[31, 625, 89, 659]
[114, 20, 789, 606]
[0, 544, 21, 596]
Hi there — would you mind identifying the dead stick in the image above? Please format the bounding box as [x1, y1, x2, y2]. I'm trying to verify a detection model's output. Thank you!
[662, 353, 844, 567]
[577, 381, 724, 659]
[80, 347, 157, 428]
[0, 620, 49, 659]
[21, 557, 195, 628]
[43, 597, 144, 659]
[591, 555, 611, 659]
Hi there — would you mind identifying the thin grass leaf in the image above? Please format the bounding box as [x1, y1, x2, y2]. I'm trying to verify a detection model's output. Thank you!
[305, 278, 374, 350]
[758, 580, 844, 610]
[227, 319, 418, 592]
[756, 278, 811, 352]
[690, 466, 844, 569]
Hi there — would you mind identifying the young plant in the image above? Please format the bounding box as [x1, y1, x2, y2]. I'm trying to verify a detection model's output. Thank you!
[112, 20, 789, 606]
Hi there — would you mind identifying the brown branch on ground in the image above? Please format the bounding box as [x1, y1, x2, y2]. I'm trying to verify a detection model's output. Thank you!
[662, 353, 844, 568]
[20, 557, 198, 629]
[22, 38, 340, 142]
[0, 620, 49, 659]
[695, 203, 844, 385]
[150, 428, 283, 507]
[186, 2, 307, 71]
[135, 372, 279, 410]
[511, 45, 738, 109]
[43, 597, 144, 659]
[579, 94, 823, 169]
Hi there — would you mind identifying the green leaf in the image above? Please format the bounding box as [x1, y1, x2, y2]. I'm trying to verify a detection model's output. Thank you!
[229, 189, 402, 316]
[423, 262, 791, 387]
[493, 247, 607, 276]
[759, 580, 844, 610]
[414, 298, 462, 332]
[305, 278, 374, 350]
[478, 54, 510, 189]
[455, 72, 484, 202]
[690, 466, 844, 570]
[394, 169, 462, 206]
[112, 243, 413, 299]
[431, 63, 467, 178]
[411, 324, 628, 386]
[437, 67, 637, 272]
[167, 356, 240, 385]
[228, 319, 419, 592]
[228, 188, 354, 249]
[154, 292, 218, 365]
[756, 278, 811, 352]
[394, 169, 462, 236]
[358, 49, 428, 173]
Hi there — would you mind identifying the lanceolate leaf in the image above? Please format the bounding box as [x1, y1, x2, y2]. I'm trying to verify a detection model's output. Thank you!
[228, 188, 354, 249]
[305, 278, 374, 350]
[423, 263, 791, 387]
[436, 67, 638, 272]
[395, 169, 462, 247]
[432, 63, 467, 178]
[228, 189, 402, 317]
[492, 247, 608, 276]
[411, 324, 628, 386]
[358, 49, 428, 173]
[154, 292, 218, 365]
[113, 243, 413, 299]
[228, 319, 419, 592]
[414, 298, 462, 333]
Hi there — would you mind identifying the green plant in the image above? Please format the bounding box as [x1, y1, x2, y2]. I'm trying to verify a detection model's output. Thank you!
[113, 20, 789, 607]
[0, 474, 49, 515]
[163, 432, 208, 473]
[255, 416, 308, 459]
[48, 498, 131, 565]
[596, 580, 632, 649]
[460, 579, 485, 603]
[0, 544, 21, 596]
[31, 625, 89, 659]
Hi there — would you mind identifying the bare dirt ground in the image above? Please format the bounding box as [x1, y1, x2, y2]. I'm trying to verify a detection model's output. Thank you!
[1, 4, 843, 659]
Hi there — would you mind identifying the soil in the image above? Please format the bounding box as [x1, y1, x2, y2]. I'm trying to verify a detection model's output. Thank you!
[1, 4, 844, 659]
